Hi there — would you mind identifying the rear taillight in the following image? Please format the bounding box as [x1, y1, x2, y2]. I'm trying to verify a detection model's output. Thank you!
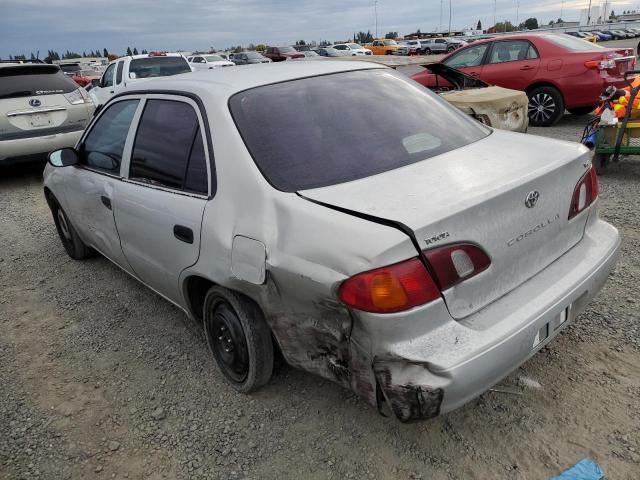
[568, 167, 598, 220]
[423, 243, 491, 290]
[338, 244, 491, 313]
[584, 58, 616, 70]
[338, 258, 439, 313]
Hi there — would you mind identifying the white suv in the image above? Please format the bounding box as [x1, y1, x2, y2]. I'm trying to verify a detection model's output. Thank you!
[0, 63, 94, 165]
[89, 53, 192, 107]
[332, 43, 373, 56]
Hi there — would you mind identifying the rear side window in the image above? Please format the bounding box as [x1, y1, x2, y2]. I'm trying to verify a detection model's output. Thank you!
[130, 99, 208, 194]
[229, 69, 488, 192]
[129, 57, 191, 79]
[83, 100, 139, 174]
[0, 66, 77, 99]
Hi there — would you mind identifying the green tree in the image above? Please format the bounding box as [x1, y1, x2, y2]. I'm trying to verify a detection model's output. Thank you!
[521, 17, 538, 30]
[384, 31, 398, 39]
[476, 20, 482, 30]
[103, 48, 109, 57]
[354, 30, 373, 44]
[295, 40, 306, 45]
[610, 10, 616, 19]
[494, 21, 515, 32]
[141, 49, 148, 54]
[126, 46, 133, 56]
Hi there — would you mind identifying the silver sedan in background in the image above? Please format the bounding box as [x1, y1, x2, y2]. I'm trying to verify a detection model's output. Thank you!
[43, 62, 620, 422]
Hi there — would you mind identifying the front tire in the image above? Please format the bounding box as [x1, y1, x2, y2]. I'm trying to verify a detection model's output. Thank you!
[527, 86, 564, 126]
[203, 287, 273, 393]
[48, 197, 93, 260]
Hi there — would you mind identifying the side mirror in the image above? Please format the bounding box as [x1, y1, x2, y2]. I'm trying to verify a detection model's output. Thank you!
[91, 78, 100, 87]
[48, 148, 79, 167]
[129, 72, 137, 79]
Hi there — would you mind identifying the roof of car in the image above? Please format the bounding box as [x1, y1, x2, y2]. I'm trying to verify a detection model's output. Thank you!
[123, 60, 384, 99]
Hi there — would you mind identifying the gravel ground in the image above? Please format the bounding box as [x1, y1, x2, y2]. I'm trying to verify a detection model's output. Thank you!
[1, 114, 640, 480]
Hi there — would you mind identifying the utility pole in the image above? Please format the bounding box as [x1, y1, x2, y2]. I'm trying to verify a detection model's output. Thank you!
[374, 0, 378, 39]
[560, 0, 564, 21]
[448, 0, 452, 35]
[439, 0, 443, 32]
[493, 0, 497, 31]
[587, 0, 592, 25]
[515, 0, 520, 28]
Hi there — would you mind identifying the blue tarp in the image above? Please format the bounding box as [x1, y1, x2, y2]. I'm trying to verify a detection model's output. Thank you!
[550, 459, 604, 480]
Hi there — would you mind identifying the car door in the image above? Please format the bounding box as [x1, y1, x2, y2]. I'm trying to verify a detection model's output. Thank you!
[113, 95, 211, 303]
[89, 62, 116, 106]
[62, 98, 141, 271]
[442, 42, 490, 77]
[480, 40, 540, 91]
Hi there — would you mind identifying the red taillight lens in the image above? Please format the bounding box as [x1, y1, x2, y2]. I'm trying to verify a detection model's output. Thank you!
[568, 167, 598, 220]
[423, 243, 491, 290]
[338, 258, 440, 313]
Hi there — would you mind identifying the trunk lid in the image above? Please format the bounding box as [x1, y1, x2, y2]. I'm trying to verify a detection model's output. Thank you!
[300, 130, 592, 319]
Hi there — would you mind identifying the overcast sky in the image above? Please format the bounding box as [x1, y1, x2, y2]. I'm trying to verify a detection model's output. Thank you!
[0, 0, 632, 58]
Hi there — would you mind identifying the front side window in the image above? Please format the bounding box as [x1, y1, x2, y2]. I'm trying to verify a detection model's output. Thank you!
[229, 69, 488, 192]
[116, 61, 124, 84]
[488, 40, 537, 63]
[334, 45, 346, 50]
[444, 43, 489, 68]
[82, 100, 139, 174]
[102, 63, 115, 87]
[130, 99, 208, 194]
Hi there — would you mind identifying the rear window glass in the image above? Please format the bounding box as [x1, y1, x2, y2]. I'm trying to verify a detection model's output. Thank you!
[129, 57, 191, 79]
[0, 66, 78, 98]
[544, 34, 605, 51]
[229, 69, 488, 192]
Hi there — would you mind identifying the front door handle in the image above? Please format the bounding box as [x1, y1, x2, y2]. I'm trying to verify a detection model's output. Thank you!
[100, 196, 112, 210]
[173, 225, 194, 244]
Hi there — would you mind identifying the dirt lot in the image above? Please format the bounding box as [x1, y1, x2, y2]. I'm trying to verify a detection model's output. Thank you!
[1, 114, 640, 480]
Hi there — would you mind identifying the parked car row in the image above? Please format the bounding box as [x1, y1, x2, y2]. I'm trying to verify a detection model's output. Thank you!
[411, 33, 636, 126]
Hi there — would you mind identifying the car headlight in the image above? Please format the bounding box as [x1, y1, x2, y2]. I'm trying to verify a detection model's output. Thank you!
[64, 89, 92, 105]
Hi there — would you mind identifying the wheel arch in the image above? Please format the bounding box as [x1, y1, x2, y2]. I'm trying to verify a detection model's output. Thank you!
[525, 81, 564, 102]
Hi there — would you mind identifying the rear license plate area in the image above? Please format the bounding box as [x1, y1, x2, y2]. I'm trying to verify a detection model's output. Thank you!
[532, 306, 570, 349]
[29, 113, 52, 127]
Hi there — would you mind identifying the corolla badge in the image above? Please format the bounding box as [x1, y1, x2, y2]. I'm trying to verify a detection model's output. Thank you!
[29, 98, 41, 107]
[525, 190, 540, 208]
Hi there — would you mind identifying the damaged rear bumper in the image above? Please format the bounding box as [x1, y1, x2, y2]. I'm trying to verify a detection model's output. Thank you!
[354, 216, 620, 422]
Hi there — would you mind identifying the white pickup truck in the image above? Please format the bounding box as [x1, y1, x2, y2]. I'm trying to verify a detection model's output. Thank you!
[88, 52, 192, 106]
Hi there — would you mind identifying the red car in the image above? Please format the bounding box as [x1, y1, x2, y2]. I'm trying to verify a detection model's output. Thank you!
[264, 46, 305, 62]
[411, 33, 635, 126]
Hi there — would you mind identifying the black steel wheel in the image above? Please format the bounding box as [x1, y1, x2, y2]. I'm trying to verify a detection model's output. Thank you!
[203, 287, 273, 393]
[527, 86, 564, 126]
[47, 195, 93, 260]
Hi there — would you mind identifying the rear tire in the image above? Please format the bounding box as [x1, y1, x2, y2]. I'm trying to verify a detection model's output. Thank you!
[203, 287, 273, 393]
[592, 153, 609, 175]
[527, 86, 564, 127]
[447, 46, 455, 53]
[568, 106, 596, 116]
[385, 50, 392, 55]
[424, 48, 431, 55]
[48, 197, 93, 260]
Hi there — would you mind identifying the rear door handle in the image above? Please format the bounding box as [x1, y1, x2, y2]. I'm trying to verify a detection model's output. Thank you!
[100, 196, 112, 210]
[173, 225, 194, 244]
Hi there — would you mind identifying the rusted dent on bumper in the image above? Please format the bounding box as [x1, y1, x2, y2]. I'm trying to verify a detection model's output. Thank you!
[373, 358, 443, 422]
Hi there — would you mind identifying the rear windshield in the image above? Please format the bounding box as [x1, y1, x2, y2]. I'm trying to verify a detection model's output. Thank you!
[229, 69, 488, 191]
[0, 66, 78, 99]
[544, 33, 605, 51]
[204, 55, 224, 62]
[129, 56, 191, 79]
[278, 47, 296, 53]
[60, 64, 81, 73]
[245, 52, 264, 59]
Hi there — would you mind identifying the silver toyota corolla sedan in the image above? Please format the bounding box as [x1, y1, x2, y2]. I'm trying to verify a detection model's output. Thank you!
[43, 61, 620, 422]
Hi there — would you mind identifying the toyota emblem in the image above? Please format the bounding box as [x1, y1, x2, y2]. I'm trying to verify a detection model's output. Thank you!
[29, 98, 41, 107]
[525, 190, 540, 208]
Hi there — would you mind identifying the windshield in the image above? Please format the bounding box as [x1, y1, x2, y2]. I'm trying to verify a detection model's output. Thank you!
[0, 66, 78, 98]
[204, 55, 224, 62]
[348, 43, 363, 49]
[544, 33, 605, 51]
[246, 52, 264, 59]
[383, 40, 397, 45]
[304, 51, 319, 57]
[129, 56, 191, 79]
[278, 46, 296, 53]
[229, 69, 488, 192]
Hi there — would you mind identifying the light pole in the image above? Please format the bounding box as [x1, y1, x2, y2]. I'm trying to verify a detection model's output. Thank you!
[587, 0, 592, 25]
[560, 0, 564, 21]
[439, 0, 443, 32]
[515, 0, 520, 29]
[374, 0, 378, 38]
[448, 0, 452, 34]
[493, 0, 497, 32]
